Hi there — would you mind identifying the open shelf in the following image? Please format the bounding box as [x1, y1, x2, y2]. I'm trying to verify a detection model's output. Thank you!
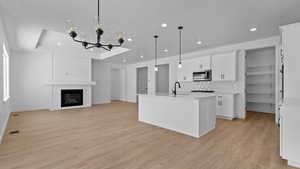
[245, 47, 276, 113]
[247, 64, 275, 69]
[246, 82, 273, 86]
[246, 71, 275, 76]
[247, 101, 275, 105]
[247, 92, 274, 95]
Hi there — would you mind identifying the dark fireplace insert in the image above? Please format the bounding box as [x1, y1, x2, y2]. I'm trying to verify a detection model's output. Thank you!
[61, 89, 83, 107]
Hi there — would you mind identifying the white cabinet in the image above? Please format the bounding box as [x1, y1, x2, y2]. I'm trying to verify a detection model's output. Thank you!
[279, 22, 300, 168]
[216, 94, 235, 120]
[211, 51, 237, 81]
[177, 56, 210, 82]
[191, 56, 211, 72]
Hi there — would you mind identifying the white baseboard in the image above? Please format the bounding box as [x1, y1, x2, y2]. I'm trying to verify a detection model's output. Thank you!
[288, 160, 300, 168]
[0, 111, 10, 144]
[216, 115, 233, 120]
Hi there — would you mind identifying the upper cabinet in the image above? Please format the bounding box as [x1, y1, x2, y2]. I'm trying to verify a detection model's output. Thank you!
[190, 56, 211, 72]
[211, 51, 237, 81]
[177, 56, 211, 82]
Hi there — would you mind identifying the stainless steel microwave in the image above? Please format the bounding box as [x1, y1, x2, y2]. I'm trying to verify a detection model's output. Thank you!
[193, 70, 212, 81]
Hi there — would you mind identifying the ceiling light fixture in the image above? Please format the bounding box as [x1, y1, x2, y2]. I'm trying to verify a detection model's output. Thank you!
[196, 41, 202, 45]
[123, 58, 127, 63]
[57, 42, 61, 46]
[250, 27, 257, 32]
[127, 38, 133, 42]
[67, 0, 124, 51]
[164, 49, 168, 53]
[140, 55, 144, 58]
[161, 23, 167, 28]
[178, 26, 183, 68]
[154, 35, 159, 72]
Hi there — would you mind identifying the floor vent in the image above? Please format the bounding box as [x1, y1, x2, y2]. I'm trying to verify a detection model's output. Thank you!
[9, 130, 20, 135]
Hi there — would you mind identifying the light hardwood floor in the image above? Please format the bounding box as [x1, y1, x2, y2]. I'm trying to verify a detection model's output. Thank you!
[0, 101, 295, 169]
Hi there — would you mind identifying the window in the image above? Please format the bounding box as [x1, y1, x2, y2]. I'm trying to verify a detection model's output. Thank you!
[2, 44, 9, 102]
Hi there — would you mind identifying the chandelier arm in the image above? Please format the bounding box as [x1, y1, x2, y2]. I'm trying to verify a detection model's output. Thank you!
[72, 38, 84, 43]
[102, 44, 122, 47]
[86, 41, 97, 45]
[73, 38, 97, 46]
[101, 46, 111, 51]
[86, 46, 96, 50]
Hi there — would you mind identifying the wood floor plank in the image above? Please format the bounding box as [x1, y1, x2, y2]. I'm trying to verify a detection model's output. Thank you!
[0, 101, 296, 169]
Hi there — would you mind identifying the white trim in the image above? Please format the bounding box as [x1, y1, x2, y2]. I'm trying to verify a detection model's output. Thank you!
[216, 115, 234, 120]
[0, 111, 10, 144]
[288, 160, 300, 168]
[2, 43, 9, 102]
[46, 81, 96, 85]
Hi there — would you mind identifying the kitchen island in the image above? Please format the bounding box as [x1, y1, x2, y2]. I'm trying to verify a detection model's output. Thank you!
[138, 93, 216, 138]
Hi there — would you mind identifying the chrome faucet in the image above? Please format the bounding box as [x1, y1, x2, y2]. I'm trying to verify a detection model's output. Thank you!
[173, 81, 181, 95]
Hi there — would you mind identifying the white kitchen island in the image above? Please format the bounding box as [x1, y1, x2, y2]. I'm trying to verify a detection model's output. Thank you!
[138, 93, 216, 138]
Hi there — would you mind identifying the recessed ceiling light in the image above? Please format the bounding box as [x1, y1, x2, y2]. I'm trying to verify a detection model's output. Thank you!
[196, 41, 202, 45]
[127, 38, 133, 42]
[90, 48, 94, 51]
[250, 27, 257, 32]
[161, 23, 167, 28]
[123, 59, 127, 63]
[140, 55, 144, 58]
[164, 49, 168, 52]
[57, 42, 61, 46]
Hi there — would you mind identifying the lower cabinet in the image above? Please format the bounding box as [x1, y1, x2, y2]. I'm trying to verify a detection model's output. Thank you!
[280, 104, 300, 168]
[216, 94, 235, 120]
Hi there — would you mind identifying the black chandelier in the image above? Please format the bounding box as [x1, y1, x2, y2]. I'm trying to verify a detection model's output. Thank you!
[68, 0, 124, 51]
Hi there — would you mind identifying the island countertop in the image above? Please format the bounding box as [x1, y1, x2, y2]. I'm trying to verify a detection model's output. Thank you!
[138, 93, 216, 100]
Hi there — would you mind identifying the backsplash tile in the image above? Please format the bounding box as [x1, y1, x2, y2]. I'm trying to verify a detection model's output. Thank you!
[177, 81, 243, 93]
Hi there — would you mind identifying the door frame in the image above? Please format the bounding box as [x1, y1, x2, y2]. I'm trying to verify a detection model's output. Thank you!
[136, 66, 148, 102]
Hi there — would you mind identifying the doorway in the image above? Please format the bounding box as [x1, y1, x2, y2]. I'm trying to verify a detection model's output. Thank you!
[155, 64, 169, 95]
[245, 47, 276, 115]
[136, 67, 148, 102]
[111, 69, 122, 101]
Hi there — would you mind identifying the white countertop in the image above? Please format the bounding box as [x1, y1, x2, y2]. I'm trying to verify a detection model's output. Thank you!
[139, 92, 216, 100]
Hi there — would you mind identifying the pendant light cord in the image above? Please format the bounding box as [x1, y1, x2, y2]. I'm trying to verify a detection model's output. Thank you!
[178, 26, 183, 64]
[97, 0, 100, 25]
[154, 35, 158, 67]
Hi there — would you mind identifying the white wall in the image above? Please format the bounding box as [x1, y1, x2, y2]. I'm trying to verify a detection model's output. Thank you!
[11, 47, 94, 112]
[0, 14, 11, 143]
[111, 69, 122, 100]
[125, 57, 177, 102]
[92, 60, 111, 104]
[11, 50, 52, 112]
[52, 48, 92, 82]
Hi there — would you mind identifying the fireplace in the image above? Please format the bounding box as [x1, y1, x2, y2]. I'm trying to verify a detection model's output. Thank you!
[61, 89, 83, 107]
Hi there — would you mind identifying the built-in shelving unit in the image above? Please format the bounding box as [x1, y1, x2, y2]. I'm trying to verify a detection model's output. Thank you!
[246, 47, 276, 113]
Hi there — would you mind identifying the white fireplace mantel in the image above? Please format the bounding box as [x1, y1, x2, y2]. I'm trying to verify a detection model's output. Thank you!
[46, 81, 96, 86]
[48, 82, 95, 110]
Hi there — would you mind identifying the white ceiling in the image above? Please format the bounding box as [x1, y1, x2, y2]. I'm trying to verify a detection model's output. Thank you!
[1, 0, 300, 64]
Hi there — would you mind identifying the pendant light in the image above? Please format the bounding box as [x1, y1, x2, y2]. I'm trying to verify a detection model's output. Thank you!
[178, 26, 183, 68]
[154, 35, 159, 72]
